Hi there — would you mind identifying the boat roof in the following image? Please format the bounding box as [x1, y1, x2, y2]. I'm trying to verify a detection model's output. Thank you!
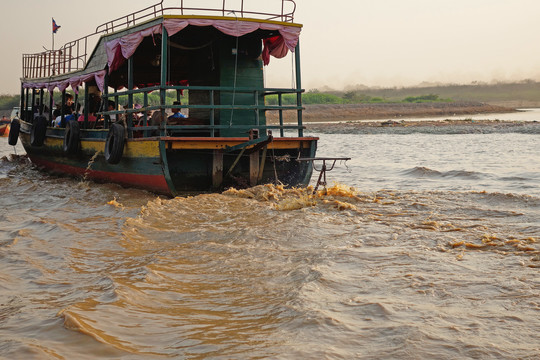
[22, 1, 302, 91]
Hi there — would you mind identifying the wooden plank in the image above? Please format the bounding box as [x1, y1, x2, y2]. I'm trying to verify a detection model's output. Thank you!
[166, 138, 317, 150]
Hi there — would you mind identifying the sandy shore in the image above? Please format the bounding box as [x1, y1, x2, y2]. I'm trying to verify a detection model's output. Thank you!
[267, 101, 516, 123]
[301, 118, 540, 135]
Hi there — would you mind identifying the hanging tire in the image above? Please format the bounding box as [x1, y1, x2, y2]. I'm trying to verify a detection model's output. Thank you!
[8, 119, 20, 146]
[30, 116, 48, 147]
[104, 123, 125, 165]
[63, 120, 80, 154]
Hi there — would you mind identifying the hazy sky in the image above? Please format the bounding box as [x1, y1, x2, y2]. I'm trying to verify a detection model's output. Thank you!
[1, 0, 540, 94]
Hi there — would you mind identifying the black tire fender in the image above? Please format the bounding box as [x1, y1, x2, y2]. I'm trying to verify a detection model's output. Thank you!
[8, 119, 20, 146]
[104, 123, 125, 165]
[30, 116, 48, 147]
[63, 120, 80, 154]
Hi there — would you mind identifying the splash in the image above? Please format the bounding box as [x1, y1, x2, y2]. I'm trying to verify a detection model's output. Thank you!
[223, 182, 363, 212]
[107, 197, 125, 209]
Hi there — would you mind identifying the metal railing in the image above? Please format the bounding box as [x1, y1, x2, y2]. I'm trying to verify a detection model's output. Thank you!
[22, 0, 296, 80]
[95, 84, 303, 138]
[22, 37, 89, 79]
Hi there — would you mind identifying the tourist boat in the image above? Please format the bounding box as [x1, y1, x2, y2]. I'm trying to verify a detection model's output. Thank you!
[11, 0, 317, 196]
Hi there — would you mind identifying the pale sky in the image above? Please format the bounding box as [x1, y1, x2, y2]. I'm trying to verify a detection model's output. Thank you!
[1, 0, 540, 94]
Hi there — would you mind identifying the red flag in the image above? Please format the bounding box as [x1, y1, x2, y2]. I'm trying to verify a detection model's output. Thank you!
[52, 18, 61, 34]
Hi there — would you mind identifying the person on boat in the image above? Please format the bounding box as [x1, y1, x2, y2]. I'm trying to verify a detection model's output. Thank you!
[1, 115, 9, 124]
[77, 109, 97, 124]
[167, 101, 187, 125]
[78, 93, 101, 128]
[58, 108, 75, 128]
[63, 94, 75, 115]
[133, 103, 143, 125]
[53, 109, 62, 127]
[107, 100, 117, 122]
[32, 101, 41, 119]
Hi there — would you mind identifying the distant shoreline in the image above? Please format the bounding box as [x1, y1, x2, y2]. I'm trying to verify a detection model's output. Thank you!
[268, 101, 517, 124]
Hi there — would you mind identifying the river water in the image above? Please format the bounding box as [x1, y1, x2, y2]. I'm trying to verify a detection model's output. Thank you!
[1, 111, 539, 359]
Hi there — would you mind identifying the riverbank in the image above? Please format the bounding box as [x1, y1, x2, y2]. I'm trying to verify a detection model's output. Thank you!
[303, 119, 540, 135]
[267, 101, 515, 123]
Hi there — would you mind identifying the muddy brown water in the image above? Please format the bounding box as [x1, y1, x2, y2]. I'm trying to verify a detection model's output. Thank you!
[0, 115, 539, 359]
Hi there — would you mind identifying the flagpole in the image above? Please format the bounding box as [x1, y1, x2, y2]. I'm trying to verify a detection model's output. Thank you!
[52, 18, 54, 52]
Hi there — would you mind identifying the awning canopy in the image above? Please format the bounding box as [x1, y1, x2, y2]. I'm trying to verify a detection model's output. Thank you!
[22, 18, 301, 92]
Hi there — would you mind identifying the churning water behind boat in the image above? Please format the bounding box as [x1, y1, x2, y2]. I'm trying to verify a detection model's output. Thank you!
[0, 123, 539, 359]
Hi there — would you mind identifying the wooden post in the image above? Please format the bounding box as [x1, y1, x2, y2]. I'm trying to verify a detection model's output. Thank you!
[160, 26, 169, 136]
[103, 68, 109, 128]
[258, 146, 268, 182]
[49, 90, 54, 126]
[83, 82, 89, 128]
[278, 93, 284, 137]
[61, 90, 66, 125]
[250, 151, 259, 186]
[25, 88, 30, 121]
[74, 90, 79, 120]
[295, 40, 303, 137]
[143, 92, 149, 137]
[210, 89, 215, 137]
[31, 90, 36, 121]
[114, 87, 119, 123]
[39, 89, 44, 115]
[213, 150, 223, 189]
[19, 85, 25, 120]
[127, 56, 134, 137]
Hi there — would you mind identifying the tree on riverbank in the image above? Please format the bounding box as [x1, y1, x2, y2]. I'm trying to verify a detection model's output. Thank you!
[0, 94, 19, 110]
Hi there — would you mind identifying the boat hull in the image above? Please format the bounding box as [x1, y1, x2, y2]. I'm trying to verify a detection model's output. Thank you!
[18, 121, 317, 196]
[0, 124, 9, 137]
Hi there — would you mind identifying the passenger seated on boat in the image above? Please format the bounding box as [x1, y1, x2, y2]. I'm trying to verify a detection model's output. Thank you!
[150, 110, 164, 126]
[63, 94, 75, 115]
[147, 110, 169, 136]
[53, 109, 62, 127]
[58, 108, 75, 128]
[77, 109, 97, 124]
[167, 101, 187, 125]
[132, 103, 142, 123]
[107, 100, 117, 122]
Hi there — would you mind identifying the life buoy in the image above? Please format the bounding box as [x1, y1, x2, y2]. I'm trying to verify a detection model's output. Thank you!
[63, 120, 80, 154]
[30, 116, 48, 147]
[8, 119, 20, 146]
[104, 123, 125, 164]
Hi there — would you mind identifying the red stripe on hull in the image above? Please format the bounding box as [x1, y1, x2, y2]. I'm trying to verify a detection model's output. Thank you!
[29, 156, 171, 195]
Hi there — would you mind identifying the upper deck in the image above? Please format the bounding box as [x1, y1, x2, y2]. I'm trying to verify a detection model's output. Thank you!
[22, 0, 299, 81]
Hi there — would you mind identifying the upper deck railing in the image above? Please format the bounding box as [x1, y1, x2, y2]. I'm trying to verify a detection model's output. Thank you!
[22, 0, 296, 80]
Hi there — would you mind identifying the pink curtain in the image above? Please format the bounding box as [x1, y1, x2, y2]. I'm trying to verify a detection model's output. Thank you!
[106, 24, 162, 71]
[23, 70, 107, 93]
[23, 19, 301, 91]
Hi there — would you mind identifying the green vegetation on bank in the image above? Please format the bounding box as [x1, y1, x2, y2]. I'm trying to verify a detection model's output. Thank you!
[2, 80, 540, 109]
[265, 90, 449, 105]
[0, 95, 20, 110]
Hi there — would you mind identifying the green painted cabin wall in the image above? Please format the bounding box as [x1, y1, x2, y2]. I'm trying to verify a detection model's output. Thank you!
[218, 37, 266, 137]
